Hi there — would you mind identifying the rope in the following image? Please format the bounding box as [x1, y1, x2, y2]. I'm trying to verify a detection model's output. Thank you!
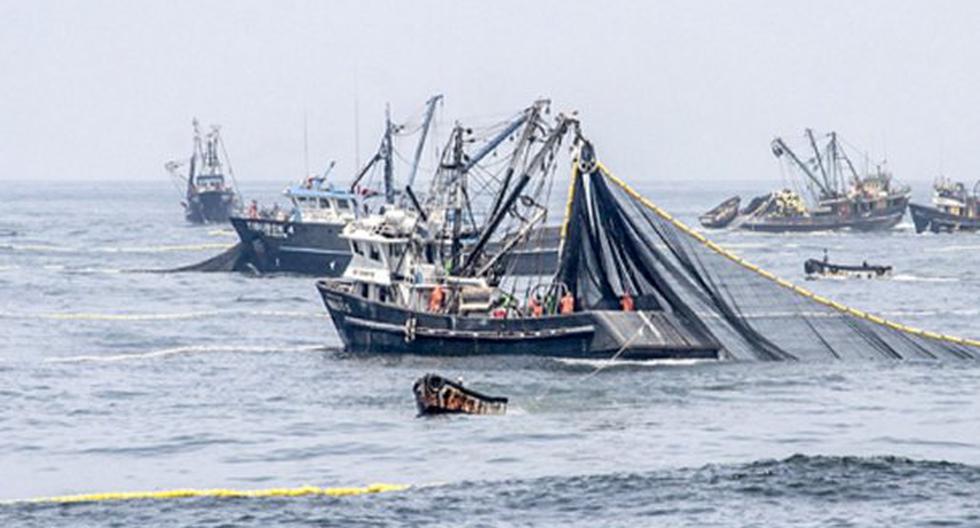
[8, 483, 409, 505]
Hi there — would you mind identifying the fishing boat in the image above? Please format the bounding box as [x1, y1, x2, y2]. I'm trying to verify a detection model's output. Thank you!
[229, 169, 361, 275]
[702, 130, 910, 232]
[804, 251, 891, 279]
[909, 178, 980, 233]
[218, 96, 560, 277]
[225, 96, 439, 276]
[316, 110, 722, 360]
[166, 119, 241, 224]
[698, 196, 740, 228]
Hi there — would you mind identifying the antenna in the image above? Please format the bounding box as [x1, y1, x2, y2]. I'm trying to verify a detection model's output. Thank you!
[303, 111, 310, 178]
[353, 66, 361, 174]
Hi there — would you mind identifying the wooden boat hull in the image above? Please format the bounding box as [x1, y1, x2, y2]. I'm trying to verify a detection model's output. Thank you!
[412, 373, 507, 416]
[804, 259, 891, 279]
[909, 202, 980, 234]
[317, 280, 721, 360]
[185, 189, 237, 224]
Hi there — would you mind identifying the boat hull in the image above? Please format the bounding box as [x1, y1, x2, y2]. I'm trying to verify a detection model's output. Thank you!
[803, 259, 891, 279]
[229, 217, 560, 277]
[909, 202, 980, 234]
[699, 196, 740, 229]
[230, 216, 351, 276]
[739, 200, 907, 233]
[185, 190, 236, 224]
[317, 281, 721, 360]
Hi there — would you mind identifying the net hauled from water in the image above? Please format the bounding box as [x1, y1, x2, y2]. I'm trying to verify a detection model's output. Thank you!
[556, 146, 979, 361]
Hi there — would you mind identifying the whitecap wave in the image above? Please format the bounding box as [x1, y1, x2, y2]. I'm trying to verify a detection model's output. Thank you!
[891, 274, 958, 283]
[554, 358, 714, 369]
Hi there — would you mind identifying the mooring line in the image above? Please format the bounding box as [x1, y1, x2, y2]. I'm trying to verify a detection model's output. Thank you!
[5, 483, 410, 505]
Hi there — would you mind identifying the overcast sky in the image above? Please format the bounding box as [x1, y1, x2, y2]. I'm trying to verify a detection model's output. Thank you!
[3, 1, 980, 185]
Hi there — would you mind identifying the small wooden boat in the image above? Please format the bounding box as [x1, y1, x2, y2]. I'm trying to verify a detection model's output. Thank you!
[412, 374, 507, 416]
[699, 196, 740, 229]
[804, 256, 891, 279]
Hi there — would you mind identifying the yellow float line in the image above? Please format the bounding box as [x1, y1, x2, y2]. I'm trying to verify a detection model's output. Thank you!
[591, 161, 980, 349]
[12, 483, 409, 505]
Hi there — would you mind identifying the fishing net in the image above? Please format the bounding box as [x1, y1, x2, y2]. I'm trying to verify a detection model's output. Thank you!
[556, 143, 979, 361]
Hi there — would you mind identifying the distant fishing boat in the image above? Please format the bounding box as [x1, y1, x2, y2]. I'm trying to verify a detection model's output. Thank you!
[166, 119, 241, 224]
[702, 130, 910, 232]
[804, 251, 891, 279]
[909, 178, 980, 233]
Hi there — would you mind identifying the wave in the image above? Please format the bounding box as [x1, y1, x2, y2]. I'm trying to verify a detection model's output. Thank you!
[925, 244, 980, 253]
[47, 344, 326, 363]
[0, 309, 324, 322]
[891, 274, 959, 283]
[554, 358, 714, 370]
[0, 243, 231, 254]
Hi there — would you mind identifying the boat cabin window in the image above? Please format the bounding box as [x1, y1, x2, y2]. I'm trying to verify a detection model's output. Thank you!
[336, 199, 351, 211]
[369, 244, 382, 262]
[351, 241, 363, 256]
[360, 283, 369, 298]
[319, 198, 331, 209]
[389, 245, 404, 260]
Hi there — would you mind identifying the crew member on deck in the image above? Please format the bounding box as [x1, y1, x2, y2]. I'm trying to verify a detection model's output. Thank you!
[528, 295, 543, 317]
[559, 292, 575, 315]
[620, 291, 635, 312]
[429, 284, 445, 313]
[247, 200, 259, 219]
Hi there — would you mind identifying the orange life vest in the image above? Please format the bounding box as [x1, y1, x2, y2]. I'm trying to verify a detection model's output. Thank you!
[621, 293, 635, 312]
[529, 298, 543, 318]
[429, 285, 445, 312]
[559, 294, 575, 315]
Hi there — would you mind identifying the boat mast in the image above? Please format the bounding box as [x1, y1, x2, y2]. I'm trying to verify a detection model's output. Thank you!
[486, 100, 548, 220]
[406, 94, 443, 190]
[189, 118, 203, 190]
[771, 136, 831, 199]
[448, 125, 465, 272]
[458, 114, 575, 276]
[805, 129, 832, 195]
[383, 104, 395, 205]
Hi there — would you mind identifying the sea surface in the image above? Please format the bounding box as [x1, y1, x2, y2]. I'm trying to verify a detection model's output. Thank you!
[1, 179, 979, 527]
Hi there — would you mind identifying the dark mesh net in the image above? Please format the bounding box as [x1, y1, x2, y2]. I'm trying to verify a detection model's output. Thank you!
[556, 149, 979, 361]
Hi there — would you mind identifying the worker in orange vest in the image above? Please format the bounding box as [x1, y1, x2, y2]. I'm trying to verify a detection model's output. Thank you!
[620, 291, 635, 312]
[528, 295, 544, 317]
[429, 284, 445, 313]
[559, 292, 575, 315]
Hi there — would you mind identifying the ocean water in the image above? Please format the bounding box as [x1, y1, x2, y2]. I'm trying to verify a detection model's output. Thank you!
[1, 180, 979, 527]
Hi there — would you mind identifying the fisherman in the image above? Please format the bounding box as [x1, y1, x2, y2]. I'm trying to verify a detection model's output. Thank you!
[528, 295, 543, 317]
[620, 291, 635, 312]
[559, 291, 575, 315]
[247, 199, 259, 219]
[429, 284, 445, 313]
